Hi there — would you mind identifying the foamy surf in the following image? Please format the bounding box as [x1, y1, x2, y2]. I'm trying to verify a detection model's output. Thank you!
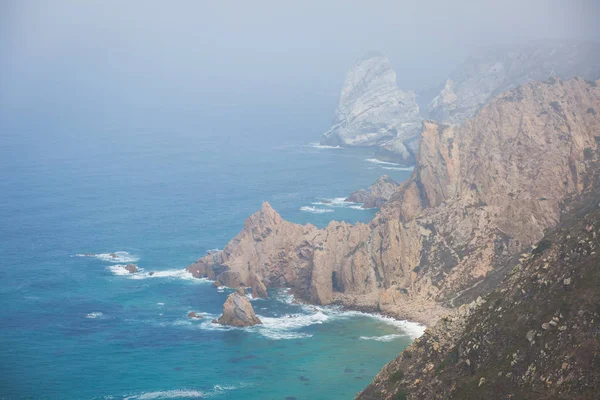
[308, 142, 342, 149]
[307, 197, 370, 211]
[299, 206, 334, 214]
[365, 158, 401, 166]
[359, 333, 405, 342]
[85, 312, 103, 319]
[123, 384, 243, 399]
[272, 289, 426, 339]
[76, 251, 139, 263]
[195, 316, 314, 340]
[382, 166, 414, 171]
[107, 266, 209, 282]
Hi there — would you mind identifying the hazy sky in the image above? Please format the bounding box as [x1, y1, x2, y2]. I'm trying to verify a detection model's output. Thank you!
[1, 1, 599, 116]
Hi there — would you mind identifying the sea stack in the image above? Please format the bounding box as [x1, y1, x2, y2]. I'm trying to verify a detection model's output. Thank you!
[320, 52, 421, 161]
[215, 292, 262, 327]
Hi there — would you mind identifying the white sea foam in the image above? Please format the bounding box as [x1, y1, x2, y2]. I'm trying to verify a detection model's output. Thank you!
[76, 251, 139, 263]
[271, 289, 426, 339]
[131, 269, 198, 281]
[107, 266, 209, 283]
[299, 206, 334, 214]
[349, 205, 371, 210]
[85, 312, 103, 319]
[310, 197, 369, 209]
[365, 158, 401, 166]
[332, 310, 426, 339]
[123, 384, 242, 399]
[308, 142, 342, 149]
[359, 333, 404, 342]
[382, 166, 415, 171]
[107, 265, 134, 276]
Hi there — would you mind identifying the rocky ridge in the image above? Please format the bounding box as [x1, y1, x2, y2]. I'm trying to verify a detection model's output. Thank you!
[320, 52, 422, 162]
[428, 41, 600, 125]
[188, 77, 600, 327]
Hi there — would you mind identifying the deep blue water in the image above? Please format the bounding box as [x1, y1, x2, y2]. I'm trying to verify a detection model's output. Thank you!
[0, 108, 419, 399]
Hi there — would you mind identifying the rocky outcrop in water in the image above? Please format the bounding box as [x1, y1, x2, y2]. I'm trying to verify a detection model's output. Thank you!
[346, 175, 400, 209]
[428, 41, 600, 124]
[215, 292, 262, 327]
[357, 169, 600, 399]
[320, 52, 422, 162]
[190, 77, 600, 326]
[125, 264, 138, 273]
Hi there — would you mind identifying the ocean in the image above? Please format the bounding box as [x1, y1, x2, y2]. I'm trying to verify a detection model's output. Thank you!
[0, 106, 419, 399]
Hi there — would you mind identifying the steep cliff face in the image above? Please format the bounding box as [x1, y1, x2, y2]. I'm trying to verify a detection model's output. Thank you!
[189, 78, 600, 326]
[428, 42, 600, 124]
[320, 52, 422, 161]
[357, 166, 600, 399]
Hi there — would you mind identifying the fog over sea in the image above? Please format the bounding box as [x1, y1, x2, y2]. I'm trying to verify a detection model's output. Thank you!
[0, 105, 420, 399]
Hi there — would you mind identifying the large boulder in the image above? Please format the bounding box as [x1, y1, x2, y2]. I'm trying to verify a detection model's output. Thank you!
[215, 292, 262, 327]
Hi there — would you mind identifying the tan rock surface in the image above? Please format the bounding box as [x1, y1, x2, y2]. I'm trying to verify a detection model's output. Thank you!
[189, 78, 600, 326]
[215, 292, 262, 327]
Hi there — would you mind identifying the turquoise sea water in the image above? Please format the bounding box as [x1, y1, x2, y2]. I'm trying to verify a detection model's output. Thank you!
[0, 108, 419, 399]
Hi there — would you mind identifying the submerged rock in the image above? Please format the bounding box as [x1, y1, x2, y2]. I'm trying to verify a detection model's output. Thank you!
[125, 264, 138, 273]
[188, 312, 203, 319]
[215, 292, 262, 327]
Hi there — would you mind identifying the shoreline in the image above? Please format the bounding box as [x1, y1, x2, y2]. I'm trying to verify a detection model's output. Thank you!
[204, 281, 435, 335]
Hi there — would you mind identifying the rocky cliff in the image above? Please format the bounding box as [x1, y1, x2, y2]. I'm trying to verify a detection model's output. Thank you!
[320, 52, 422, 162]
[357, 161, 600, 399]
[428, 41, 600, 125]
[189, 77, 600, 327]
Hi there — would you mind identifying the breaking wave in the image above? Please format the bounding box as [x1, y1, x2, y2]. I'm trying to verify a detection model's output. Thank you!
[359, 333, 404, 342]
[382, 166, 414, 171]
[306, 197, 370, 211]
[123, 384, 243, 399]
[364, 158, 401, 166]
[107, 265, 209, 282]
[308, 142, 342, 149]
[85, 312, 103, 319]
[272, 289, 426, 339]
[299, 206, 334, 214]
[365, 158, 415, 171]
[76, 251, 139, 263]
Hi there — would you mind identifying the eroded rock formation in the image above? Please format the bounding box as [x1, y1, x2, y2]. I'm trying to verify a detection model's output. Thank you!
[189, 77, 600, 326]
[320, 52, 422, 162]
